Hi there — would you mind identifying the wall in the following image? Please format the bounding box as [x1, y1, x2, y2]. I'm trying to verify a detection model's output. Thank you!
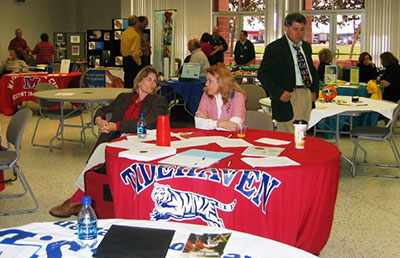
[0, 0, 121, 61]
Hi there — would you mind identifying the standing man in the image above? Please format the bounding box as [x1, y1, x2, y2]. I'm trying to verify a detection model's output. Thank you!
[9, 29, 30, 54]
[234, 30, 255, 65]
[121, 15, 142, 88]
[187, 38, 210, 77]
[208, 26, 227, 65]
[257, 13, 318, 133]
[138, 16, 151, 67]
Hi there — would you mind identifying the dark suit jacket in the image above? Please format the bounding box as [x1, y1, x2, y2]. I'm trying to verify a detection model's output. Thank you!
[92, 92, 168, 150]
[257, 35, 319, 122]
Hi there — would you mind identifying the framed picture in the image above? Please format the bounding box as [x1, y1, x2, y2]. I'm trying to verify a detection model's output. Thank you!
[88, 30, 102, 40]
[104, 32, 110, 41]
[56, 50, 65, 59]
[114, 19, 123, 29]
[70, 35, 80, 43]
[71, 45, 80, 56]
[56, 33, 64, 42]
[88, 41, 95, 50]
[115, 56, 123, 66]
[114, 31, 121, 40]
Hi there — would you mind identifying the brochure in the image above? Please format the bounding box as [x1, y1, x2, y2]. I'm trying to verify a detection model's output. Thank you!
[180, 232, 232, 257]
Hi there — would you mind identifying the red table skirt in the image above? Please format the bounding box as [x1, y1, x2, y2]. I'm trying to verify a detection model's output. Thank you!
[0, 72, 81, 115]
[105, 128, 341, 255]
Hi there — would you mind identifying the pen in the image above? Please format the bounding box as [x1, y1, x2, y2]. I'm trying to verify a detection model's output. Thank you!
[227, 134, 233, 138]
[227, 161, 232, 167]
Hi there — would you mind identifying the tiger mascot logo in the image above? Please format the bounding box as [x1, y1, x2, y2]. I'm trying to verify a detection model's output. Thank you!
[150, 183, 237, 227]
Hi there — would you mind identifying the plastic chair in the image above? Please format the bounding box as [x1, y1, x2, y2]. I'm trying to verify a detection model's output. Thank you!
[0, 108, 39, 216]
[246, 110, 275, 131]
[240, 84, 267, 111]
[350, 104, 400, 178]
[31, 83, 86, 151]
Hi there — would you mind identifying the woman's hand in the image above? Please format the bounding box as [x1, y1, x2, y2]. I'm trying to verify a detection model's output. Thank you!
[217, 120, 239, 131]
[380, 79, 391, 87]
[196, 111, 209, 119]
[95, 117, 114, 133]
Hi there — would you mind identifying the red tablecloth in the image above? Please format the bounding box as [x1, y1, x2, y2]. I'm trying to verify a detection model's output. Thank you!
[0, 72, 81, 115]
[105, 129, 341, 255]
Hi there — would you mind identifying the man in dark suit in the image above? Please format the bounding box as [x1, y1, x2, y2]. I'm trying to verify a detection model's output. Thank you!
[257, 13, 319, 133]
[208, 26, 228, 65]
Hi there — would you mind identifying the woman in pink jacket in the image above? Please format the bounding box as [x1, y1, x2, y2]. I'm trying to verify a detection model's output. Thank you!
[195, 63, 246, 131]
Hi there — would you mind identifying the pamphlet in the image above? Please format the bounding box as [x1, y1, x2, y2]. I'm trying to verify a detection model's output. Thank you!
[324, 65, 337, 83]
[350, 67, 360, 84]
[159, 149, 233, 168]
[241, 145, 285, 157]
[180, 232, 232, 258]
[118, 145, 176, 161]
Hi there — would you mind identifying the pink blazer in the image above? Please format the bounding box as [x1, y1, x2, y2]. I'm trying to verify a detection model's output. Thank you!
[197, 91, 246, 122]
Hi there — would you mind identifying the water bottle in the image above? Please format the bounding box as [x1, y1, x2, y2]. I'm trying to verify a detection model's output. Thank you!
[77, 196, 98, 249]
[18, 64, 23, 73]
[48, 62, 53, 74]
[137, 113, 147, 139]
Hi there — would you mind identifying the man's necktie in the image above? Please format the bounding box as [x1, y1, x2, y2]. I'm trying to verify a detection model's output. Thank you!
[293, 45, 312, 87]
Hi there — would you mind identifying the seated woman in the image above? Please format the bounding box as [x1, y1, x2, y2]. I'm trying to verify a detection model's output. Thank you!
[357, 52, 378, 83]
[317, 48, 333, 82]
[0, 47, 29, 74]
[49, 66, 168, 218]
[195, 63, 246, 131]
[380, 52, 400, 103]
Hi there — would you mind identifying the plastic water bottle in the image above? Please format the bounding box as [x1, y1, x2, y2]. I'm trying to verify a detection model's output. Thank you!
[18, 64, 23, 73]
[48, 62, 53, 74]
[77, 196, 98, 249]
[137, 113, 147, 139]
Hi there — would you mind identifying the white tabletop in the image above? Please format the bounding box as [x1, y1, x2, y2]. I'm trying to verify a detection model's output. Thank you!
[0, 219, 317, 258]
[309, 96, 397, 128]
[259, 96, 397, 129]
[33, 88, 132, 104]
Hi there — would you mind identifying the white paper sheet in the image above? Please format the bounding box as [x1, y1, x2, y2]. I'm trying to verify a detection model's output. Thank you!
[255, 137, 291, 145]
[54, 92, 74, 96]
[215, 138, 253, 148]
[106, 140, 153, 149]
[118, 145, 176, 161]
[241, 157, 300, 167]
[242, 146, 285, 157]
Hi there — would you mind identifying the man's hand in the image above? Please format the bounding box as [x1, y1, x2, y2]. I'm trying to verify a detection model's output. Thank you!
[279, 91, 292, 102]
[311, 92, 317, 101]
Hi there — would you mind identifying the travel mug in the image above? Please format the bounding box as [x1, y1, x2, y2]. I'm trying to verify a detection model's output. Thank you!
[293, 120, 308, 149]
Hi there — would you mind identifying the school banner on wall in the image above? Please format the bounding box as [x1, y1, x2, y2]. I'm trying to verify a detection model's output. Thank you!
[154, 9, 177, 77]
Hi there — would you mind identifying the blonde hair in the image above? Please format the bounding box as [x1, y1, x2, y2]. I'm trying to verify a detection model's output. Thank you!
[206, 63, 246, 103]
[318, 48, 333, 63]
[133, 65, 159, 93]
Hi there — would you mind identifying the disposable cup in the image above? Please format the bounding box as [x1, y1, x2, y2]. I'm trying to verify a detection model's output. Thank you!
[157, 115, 171, 146]
[237, 125, 247, 138]
[293, 120, 307, 149]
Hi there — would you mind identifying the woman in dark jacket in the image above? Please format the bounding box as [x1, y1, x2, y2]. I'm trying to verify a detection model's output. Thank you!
[380, 52, 400, 103]
[357, 52, 378, 83]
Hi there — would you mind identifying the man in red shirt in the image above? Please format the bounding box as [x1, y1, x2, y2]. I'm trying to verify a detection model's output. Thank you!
[8, 28, 30, 54]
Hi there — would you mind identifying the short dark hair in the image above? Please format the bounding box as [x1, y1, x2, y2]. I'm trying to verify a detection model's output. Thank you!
[40, 33, 49, 42]
[284, 12, 306, 27]
[138, 16, 148, 23]
[200, 33, 211, 42]
[241, 30, 248, 37]
[380, 52, 399, 67]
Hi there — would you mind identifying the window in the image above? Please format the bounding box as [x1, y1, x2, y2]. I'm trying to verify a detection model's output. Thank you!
[212, 0, 267, 65]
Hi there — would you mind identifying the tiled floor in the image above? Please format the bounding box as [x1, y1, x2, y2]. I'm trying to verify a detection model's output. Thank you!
[1, 104, 399, 258]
